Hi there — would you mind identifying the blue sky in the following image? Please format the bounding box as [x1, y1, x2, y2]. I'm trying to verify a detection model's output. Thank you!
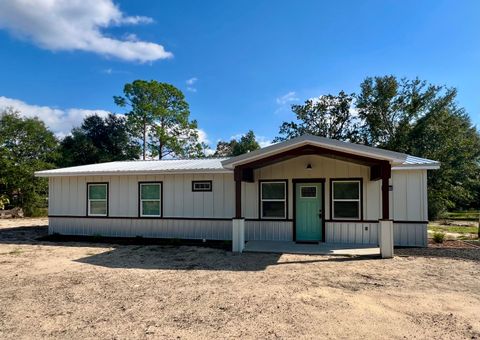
[0, 0, 479, 148]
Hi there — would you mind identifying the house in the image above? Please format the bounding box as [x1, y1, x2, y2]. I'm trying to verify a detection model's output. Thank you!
[35, 134, 439, 257]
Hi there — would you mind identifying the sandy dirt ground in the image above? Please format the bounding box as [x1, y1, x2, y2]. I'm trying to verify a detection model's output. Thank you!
[0, 219, 479, 339]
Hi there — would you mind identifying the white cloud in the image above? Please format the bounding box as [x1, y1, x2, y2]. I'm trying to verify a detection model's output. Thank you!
[197, 128, 210, 145]
[276, 91, 299, 105]
[186, 77, 198, 92]
[256, 136, 274, 148]
[195, 128, 215, 156]
[0, 96, 111, 138]
[186, 77, 198, 86]
[0, 0, 172, 63]
[101, 67, 130, 75]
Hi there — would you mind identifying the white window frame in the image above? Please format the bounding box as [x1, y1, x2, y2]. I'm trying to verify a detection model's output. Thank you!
[140, 183, 162, 217]
[260, 181, 287, 219]
[87, 183, 108, 217]
[192, 180, 212, 192]
[300, 185, 317, 199]
[331, 180, 361, 220]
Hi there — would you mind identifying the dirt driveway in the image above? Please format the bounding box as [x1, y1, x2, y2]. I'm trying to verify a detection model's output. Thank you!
[0, 219, 479, 339]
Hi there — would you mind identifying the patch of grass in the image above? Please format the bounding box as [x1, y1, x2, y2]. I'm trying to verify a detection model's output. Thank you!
[428, 225, 478, 235]
[443, 211, 480, 221]
[432, 232, 445, 244]
[27, 207, 48, 217]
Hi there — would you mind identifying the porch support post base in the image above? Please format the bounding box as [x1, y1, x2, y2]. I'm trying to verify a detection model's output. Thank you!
[232, 218, 245, 253]
[379, 219, 394, 258]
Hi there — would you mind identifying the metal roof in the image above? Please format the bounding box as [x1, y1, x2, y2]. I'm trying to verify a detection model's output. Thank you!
[222, 134, 439, 170]
[35, 158, 230, 177]
[35, 135, 439, 177]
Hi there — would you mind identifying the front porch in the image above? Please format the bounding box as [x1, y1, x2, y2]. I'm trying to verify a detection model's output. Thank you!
[226, 139, 396, 257]
[244, 240, 380, 256]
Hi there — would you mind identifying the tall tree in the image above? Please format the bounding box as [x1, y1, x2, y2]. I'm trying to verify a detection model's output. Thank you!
[408, 108, 480, 218]
[0, 109, 58, 215]
[114, 80, 204, 159]
[355, 76, 454, 152]
[274, 76, 480, 218]
[355, 76, 480, 218]
[59, 113, 140, 167]
[214, 130, 261, 157]
[275, 91, 360, 142]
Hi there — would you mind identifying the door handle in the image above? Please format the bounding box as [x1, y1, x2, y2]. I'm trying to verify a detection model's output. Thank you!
[318, 210, 322, 219]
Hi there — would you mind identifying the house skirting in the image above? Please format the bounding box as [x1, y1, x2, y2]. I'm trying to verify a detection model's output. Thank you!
[48, 217, 427, 247]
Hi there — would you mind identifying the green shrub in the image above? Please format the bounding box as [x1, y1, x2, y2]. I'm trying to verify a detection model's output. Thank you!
[28, 207, 48, 217]
[432, 232, 446, 244]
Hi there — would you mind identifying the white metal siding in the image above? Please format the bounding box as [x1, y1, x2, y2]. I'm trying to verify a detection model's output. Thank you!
[394, 223, 428, 247]
[49, 217, 232, 240]
[392, 170, 427, 221]
[326, 222, 379, 245]
[49, 173, 235, 218]
[243, 155, 375, 220]
[47, 155, 428, 247]
[245, 221, 293, 241]
[326, 222, 427, 247]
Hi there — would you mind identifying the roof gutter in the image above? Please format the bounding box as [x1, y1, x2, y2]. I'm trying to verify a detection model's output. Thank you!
[34, 169, 233, 178]
[391, 164, 440, 170]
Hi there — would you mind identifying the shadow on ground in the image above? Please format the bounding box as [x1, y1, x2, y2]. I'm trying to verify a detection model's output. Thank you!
[73, 245, 382, 271]
[0, 225, 478, 271]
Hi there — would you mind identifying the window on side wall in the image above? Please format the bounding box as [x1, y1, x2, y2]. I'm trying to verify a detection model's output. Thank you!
[192, 180, 212, 192]
[331, 180, 361, 220]
[139, 182, 162, 217]
[260, 181, 286, 219]
[87, 183, 108, 216]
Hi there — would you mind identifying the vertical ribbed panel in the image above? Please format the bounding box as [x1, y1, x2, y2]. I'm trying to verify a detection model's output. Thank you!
[244, 221, 293, 241]
[393, 223, 427, 247]
[326, 222, 427, 247]
[49, 217, 232, 240]
[326, 222, 379, 245]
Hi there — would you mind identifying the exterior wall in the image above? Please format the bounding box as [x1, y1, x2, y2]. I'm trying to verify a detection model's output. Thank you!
[325, 221, 427, 247]
[49, 217, 232, 240]
[49, 173, 235, 218]
[391, 169, 428, 222]
[47, 154, 428, 247]
[242, 155, 379, 220]
[326, 221, 379, 244]
[394, 222, 428, 247]
[241, 156, 427, 222]
[245, 221, 293, 241]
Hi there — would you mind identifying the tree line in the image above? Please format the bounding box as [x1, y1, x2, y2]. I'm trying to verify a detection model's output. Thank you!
[0, 76, 478, 218]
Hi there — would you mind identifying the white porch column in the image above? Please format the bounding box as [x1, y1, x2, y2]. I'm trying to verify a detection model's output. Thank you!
[379, 219, 394, 258]
[232, 218, 245, 253]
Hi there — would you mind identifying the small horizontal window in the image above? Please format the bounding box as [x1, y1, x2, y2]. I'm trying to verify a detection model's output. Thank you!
[192, 181, 212, 192]
[300, 186, 317, 198]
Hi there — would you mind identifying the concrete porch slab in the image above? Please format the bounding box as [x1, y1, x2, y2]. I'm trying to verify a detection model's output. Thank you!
[244, 241, 380, 256]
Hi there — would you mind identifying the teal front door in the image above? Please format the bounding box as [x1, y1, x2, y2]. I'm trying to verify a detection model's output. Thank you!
[295, 182, 323, 241]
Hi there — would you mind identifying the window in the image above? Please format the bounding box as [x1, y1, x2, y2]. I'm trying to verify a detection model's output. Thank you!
[87, 183, 108, 216]
[300, 186, 317, 198]
[260, 181, 287, 219]
[192, 180, 212, 192]
[331, 180, 361, 220]
[139, 183, 162, 217]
